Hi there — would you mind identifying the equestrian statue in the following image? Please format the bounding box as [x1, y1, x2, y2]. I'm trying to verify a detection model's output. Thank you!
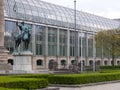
[14, 21, 31, 51]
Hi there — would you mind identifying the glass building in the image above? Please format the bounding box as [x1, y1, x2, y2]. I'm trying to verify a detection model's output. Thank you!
[4, 0, 120, 70]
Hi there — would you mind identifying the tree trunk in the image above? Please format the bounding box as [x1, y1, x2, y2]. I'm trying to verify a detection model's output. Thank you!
[112, 55, 115, 66]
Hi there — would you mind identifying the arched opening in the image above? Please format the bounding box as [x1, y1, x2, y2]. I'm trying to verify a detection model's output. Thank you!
[104, 61, 108, 65]
[78, 60, 85, 67]
[48, 59, 58, 70]
[96, 61, 100, 66]
[61, 60, 66, 65]
[71, 60, 76, 65]
[117, 61, 120, 65]
[61, 60, 66, 69]
[8, 59, 13, 65]
[36, 59, 43, 66]
[89, 60, 93, 66]
[95, 60, 100, 70]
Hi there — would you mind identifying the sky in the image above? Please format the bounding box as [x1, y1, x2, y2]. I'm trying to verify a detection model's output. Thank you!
[42, 0, 120, 19]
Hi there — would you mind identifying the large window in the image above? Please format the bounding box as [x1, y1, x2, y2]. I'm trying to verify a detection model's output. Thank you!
[59, 29, 67, 56]
[35, 25, 45, 55]
[48, 27, 57, 56]
[4, 20, 16, 53]
[70, 31, 75, 56]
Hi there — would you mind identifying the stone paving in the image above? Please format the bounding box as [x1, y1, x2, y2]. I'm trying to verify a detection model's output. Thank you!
[58, 82, 120, 90]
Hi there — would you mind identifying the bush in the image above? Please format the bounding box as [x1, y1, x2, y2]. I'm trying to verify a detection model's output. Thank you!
[49, 73, 120, 85]
[0, 87, 25, 90]
[100, 70, 120, 73]
[100, 66, 120, 70]
[0, 77, 48, 90]
[15, 74, 51, 80]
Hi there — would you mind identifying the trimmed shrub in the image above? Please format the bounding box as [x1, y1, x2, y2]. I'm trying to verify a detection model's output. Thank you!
[49, 73, 120, 85]
[0, 87, 25, 90]
[100, 66, 120, 70]
[0, 78, 48, 90]
[100, 70, 120, 73]
[14, 74, 51, 80]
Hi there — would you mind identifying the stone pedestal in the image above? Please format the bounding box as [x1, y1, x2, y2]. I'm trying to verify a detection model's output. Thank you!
[0, 46, 9, 64]
[13, 51, 33, 73]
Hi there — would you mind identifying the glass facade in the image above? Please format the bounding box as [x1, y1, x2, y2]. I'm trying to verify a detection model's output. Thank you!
[4, 0, 120, 60]
[4, 0, 120, 31]
[35, 25, 45, 55]
[4, 20, 16, 53]
[59, 29, 67, 56]
[48, 27, 57, 56]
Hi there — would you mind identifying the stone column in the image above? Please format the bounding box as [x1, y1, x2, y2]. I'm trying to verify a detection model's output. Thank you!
[85, 32, 89, 66]
[56, 28, 59, 68]
[32, 24, 36, 55]
[44, 26, 48, 69]
[67, 29, 70, 68]
[0, 0, 9, 63]
[0, 0, 4, 47]
[57, 28, 59, 57]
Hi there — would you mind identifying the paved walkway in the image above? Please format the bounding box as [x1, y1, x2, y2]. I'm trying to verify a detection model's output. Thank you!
[58, 82, 120, 90]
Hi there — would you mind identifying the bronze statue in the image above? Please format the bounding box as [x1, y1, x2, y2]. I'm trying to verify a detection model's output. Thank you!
[14, 21, 31, 51]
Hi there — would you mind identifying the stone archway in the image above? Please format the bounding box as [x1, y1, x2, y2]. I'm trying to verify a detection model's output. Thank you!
[89, 60, 93, 66]
[104, 60, 108, 66]
[61, 60, 66, 69]
[36, 59, 43, 66]
[8, 59, 13, 65]
[48, 59, 58, 70]
[96, 60, 100, 66]
[71, 60, 76, 65]
[117, 61, 120, 65]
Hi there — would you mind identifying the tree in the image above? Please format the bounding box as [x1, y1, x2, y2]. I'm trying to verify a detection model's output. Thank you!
[95, 30, 120, 65]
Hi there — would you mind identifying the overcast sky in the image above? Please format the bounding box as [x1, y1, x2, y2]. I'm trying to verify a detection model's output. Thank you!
[42, 0, 120, 19]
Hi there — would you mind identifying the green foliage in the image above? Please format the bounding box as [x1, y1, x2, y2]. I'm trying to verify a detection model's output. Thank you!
[0, 87, 25, 90]
[95, 30, 120, 63]
[48, 73, 120, 85]
[100, 70, 120, 73]
[2, 72, 120, 87]
[100, 66, 120, 70]
[0, 77, 48, 90]
[13, 74, 51, 79]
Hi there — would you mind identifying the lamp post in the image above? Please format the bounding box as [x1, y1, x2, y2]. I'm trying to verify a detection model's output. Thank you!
[93, 31, 96, 71]
[74, 0, 77, 66]
[74, 0, 83, 72]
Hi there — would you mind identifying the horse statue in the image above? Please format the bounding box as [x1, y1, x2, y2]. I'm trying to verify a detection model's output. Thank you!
[14, 21, 31, 51]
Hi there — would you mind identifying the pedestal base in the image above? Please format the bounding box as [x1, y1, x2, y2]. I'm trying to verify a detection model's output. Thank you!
[0, 46, 9, 64]
[13, 51, 33, 73]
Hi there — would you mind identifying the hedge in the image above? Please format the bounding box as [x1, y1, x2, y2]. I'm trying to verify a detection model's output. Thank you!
[100, 70, 120, 73]
[13, 74, 51, 79]
[48, 73, 120, 85]
[3, 72, 120, 86]
[100, 66, 120, 70]
[0, 77, 48, 90]
[0, 87, 25, 90]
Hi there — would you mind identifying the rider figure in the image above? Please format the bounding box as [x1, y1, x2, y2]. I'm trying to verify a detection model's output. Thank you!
[16, 21, 26, 37]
